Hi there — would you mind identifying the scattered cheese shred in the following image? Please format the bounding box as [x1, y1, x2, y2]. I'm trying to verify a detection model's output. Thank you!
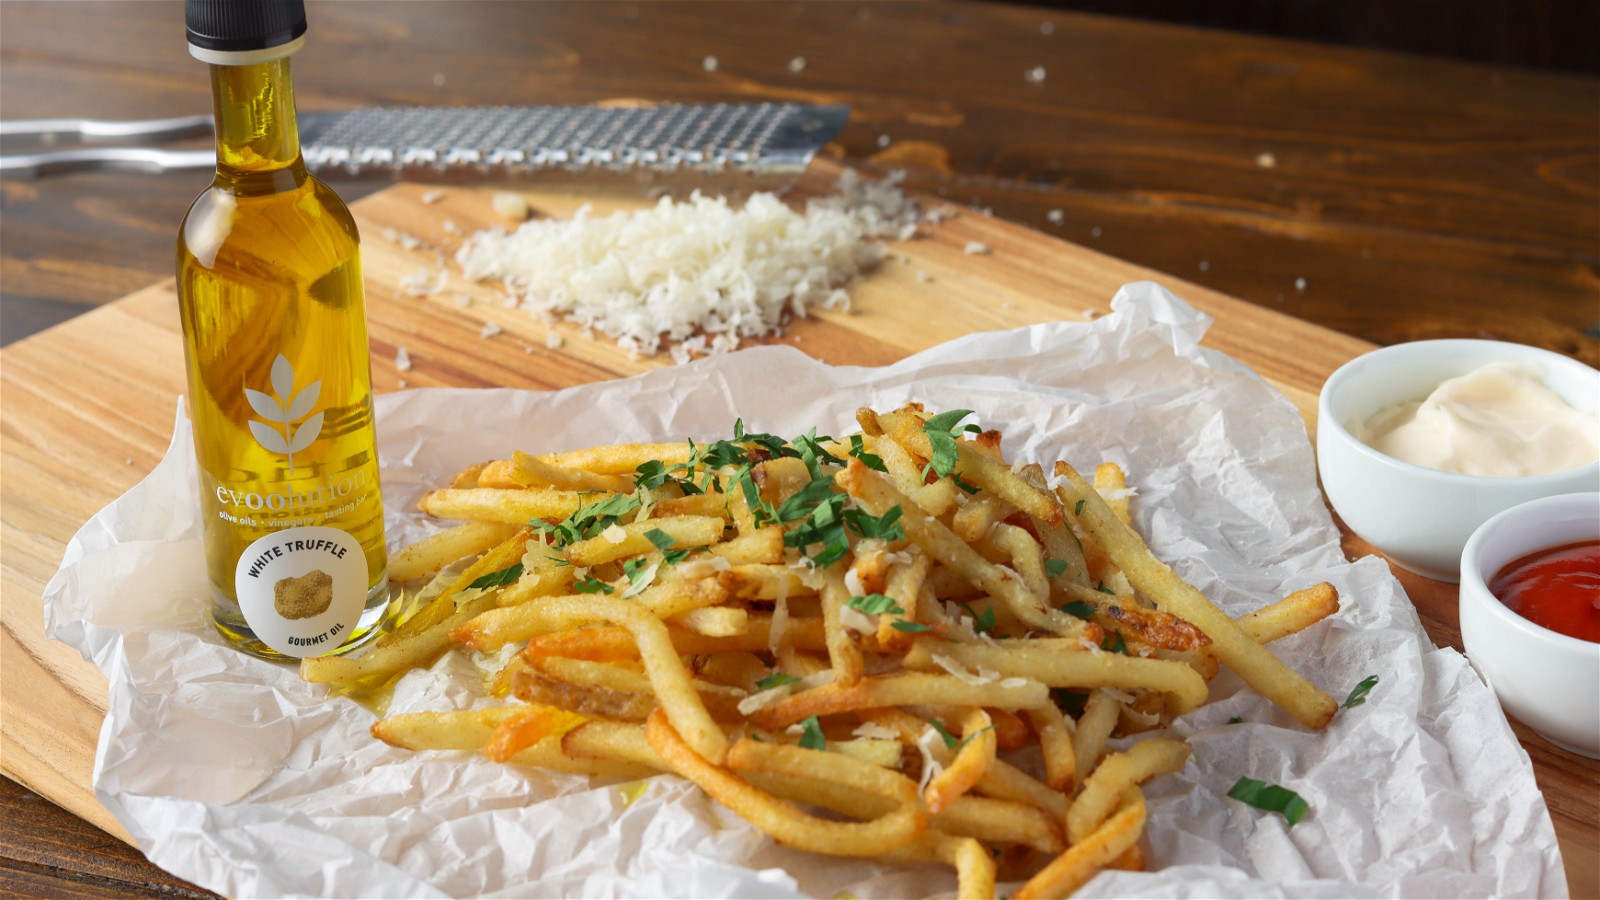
[456, 172, 922, 358]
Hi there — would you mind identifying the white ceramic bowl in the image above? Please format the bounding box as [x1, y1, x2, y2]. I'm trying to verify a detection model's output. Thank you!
[1459, 492, 1599, 758]
[1317, 340, 1600, 582]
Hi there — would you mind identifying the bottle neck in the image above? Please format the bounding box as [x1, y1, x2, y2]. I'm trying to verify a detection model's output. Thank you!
[209, 56, 306, 192]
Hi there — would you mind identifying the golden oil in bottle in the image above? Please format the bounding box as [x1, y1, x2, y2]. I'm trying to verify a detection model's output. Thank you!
[179, 0, 389, 659]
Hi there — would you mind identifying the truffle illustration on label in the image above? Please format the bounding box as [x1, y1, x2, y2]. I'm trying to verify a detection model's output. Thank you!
[236, 526, 366, 657]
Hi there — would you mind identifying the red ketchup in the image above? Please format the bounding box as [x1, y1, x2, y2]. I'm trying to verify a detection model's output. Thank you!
[1488, 540, 1600, 643]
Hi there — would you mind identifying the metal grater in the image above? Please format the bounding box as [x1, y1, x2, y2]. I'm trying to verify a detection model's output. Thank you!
[0, 103, 850, 187]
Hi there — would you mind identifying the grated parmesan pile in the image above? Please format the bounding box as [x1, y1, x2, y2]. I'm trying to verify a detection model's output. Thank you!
[455, 171, 924, 360]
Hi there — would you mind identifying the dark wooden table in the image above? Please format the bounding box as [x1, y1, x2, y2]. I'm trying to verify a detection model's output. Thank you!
[2, 2, 1596, 898]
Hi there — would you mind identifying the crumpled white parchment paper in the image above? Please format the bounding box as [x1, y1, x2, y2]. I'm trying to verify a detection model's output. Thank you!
[42, 283, 1566, 899]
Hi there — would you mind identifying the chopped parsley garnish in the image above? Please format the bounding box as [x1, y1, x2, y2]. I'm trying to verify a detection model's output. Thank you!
[1342, 675, 1379, 709]
[960, 602, 997, 635]
[1228, 716, 1244, 725]
[844, 505, 904, 541]
[1044, 558, 1068, 579]
[929, 719, 996, 751]
[847, 594, 904, 615]
[573, 575, 614, 594]
[1059, 599, 1096, 619]
[792, 428, 843, 479]
[531, 492, 642, 548]
[783, 485, 850, 568]
[1074, 499, 1086, 517]
[848, 434, 888, 472]
[643, 528, 676, 552]
[1227, 777, 1309, 826]
[1099, 631, 1129, 655]
[953, 474, 981, 494]
[755, 672, 799, 691]
[467, 562, 523, 590]
[621, 556, 658, 595]
[797, 715, 827, 751]
[1094, 581, 1116, 595]
[921, 409, 981, 479]
[890, 620, 931, 633]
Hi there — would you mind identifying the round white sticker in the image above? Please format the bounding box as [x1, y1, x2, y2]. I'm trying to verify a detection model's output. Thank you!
[235, 525, 368, 658]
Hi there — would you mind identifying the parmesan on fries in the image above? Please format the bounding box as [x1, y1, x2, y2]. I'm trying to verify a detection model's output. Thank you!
[313, 405, 1339, 898]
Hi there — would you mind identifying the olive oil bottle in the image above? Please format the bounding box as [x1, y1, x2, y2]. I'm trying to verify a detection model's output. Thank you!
[179, 0, 389, 659]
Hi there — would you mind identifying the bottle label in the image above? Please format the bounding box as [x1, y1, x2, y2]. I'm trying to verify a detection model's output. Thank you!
[234, 526, 367, 658]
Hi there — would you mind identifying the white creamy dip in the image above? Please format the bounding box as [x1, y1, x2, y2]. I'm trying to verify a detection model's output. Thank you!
[1356, 361, 1599, 477]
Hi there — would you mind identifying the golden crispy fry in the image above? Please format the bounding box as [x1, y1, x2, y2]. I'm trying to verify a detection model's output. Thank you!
[371, 707, 523, 751]
[709, 527, 786, 565]
[1094, 461, 1133, 526]
[650, 492, 729, 519]
[985, 708, 1030, 752]
[925, 709, 996, 814]
[976, 759, 1071, 823]
[649, 712, 926, 857]
[449, 461, 489, 489]
[819, 566, 865, 685]
[387, 521, 519, 585]
[419, 487, 591, 526]
[479, 450, 636, 493]
[953, 493, 1012, 543]
[453, 573, 733, 651]
[563, 516, 726, 566]
[750, 672, 1049, 731]
[1239, 582, 1341, 644]
[1015, 787, 1146, 900]
[1022, 704, 1077, 793]
[669, 605, 748, 637]
[300, 592, 495, 684]
[877, 552, 933, 652]
[483, 704, 588, 763]
[379, 528, 532, 647]
[537, 441, 692, 475]
[1055, 461, 1338, 729]
[902, 640, 1209, 714]
[1066, 738, 1189, 843]
[981, 523, 1050, 603]
[1073, 688, 1123, 779]
[884, 830, 997, 900]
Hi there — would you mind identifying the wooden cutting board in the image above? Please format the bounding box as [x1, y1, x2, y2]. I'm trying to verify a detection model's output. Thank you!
[3, 160, 1591, 891]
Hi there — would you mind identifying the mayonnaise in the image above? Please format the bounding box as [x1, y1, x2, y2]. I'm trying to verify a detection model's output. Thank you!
[1356, 361, 1599, 477]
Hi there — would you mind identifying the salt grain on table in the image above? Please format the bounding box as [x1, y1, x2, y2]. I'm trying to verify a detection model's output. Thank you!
[394, 346, 412, 371]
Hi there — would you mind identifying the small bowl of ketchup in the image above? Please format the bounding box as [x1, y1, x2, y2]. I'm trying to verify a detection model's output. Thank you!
[1460, 492, 1600, 758]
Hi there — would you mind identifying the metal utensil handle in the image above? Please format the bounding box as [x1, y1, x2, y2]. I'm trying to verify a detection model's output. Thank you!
[0, 114, 213, 143]
[0, 147, 214, 177]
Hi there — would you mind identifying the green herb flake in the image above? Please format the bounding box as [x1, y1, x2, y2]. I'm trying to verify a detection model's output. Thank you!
[1094, 581, 1116, 595]
[890, 620, 931, 634]
[1051, 689, 1089, 717]
[928, 719, 995, 751]
[847, 594, 904, 615]
[798, 715, 827, 751]
[844, 505, 905, 542]
[1045, 558, 1068, 579]
[922, 409, 978, 479]
[755, 672, 799, 691]
[467, 562, 523, 590]
[960, 603, 997, 635]
[1100, 631, 1129, 655]
[1228, 716, 1244, 725]
[573, 576, 615, 594]
[1059, 599, 1096, 620]
[1342, 675, 1379, 709]
[643, 528, 676, 552]
[1227, 777, 1310, 826]
[848, 435, 888, 472]
[1074, 499, 1086, 516]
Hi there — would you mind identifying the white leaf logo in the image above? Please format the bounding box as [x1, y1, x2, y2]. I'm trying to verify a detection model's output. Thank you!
[247, 355, 323, 474]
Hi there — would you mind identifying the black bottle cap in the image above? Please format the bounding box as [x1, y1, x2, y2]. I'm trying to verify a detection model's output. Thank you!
[186, 0, 306, 54]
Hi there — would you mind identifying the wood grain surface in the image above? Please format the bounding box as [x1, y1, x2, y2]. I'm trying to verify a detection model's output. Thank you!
[2, 2, 1597, 898]
[1, 1, 1596, 362]
[5, 163, 1597, 898]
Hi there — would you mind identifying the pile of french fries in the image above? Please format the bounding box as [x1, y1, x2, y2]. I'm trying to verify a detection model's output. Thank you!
[302, 404, 1340, 899]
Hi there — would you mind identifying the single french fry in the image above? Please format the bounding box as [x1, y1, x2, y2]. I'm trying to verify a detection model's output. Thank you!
[976, 759, 1071, 823]
[925, 708, 996, 814]
[564, 516, 725, 567]
[981, 523, 1050, 603]
[721, 563, 816, 601]
[482, 450, 637, 493]
[953, 493, 1011, 543]
[648, 712, 926, 857]
[1022, 704, 1077, 793]
[300, 593, 496, 684]
[1015, 787, 1146, 900]
[670, 605, 749, 637]
[819, 566, 865, 685]
[537, 442, 692, 475]
[877, 551, 933, 652]
[560, 719, 666, 772]
[454, 574, 732, 651]
[709, 527, 786, 565]
[387, 521, 519, 584]
[1056, 461, 1338, 729]
[649, 491, 728, 519]
[450, 461, 488, 489]
[1074, 689, 1123, 778]
[419, 487, 587, 525]
[884, 830, 997, 900]
[483, 703, 588, 763]
[1239, 583, 1341, 644]
[751, 672, 1049, 731]
[1091, 462, 1130, 524]
[371, 707, 523, 751]
[1066, 738, 1189, 843]
[902, 639, 1209, 714]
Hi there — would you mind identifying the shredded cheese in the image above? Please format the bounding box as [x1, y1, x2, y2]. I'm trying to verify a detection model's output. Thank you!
[455, 172, 923, 358]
